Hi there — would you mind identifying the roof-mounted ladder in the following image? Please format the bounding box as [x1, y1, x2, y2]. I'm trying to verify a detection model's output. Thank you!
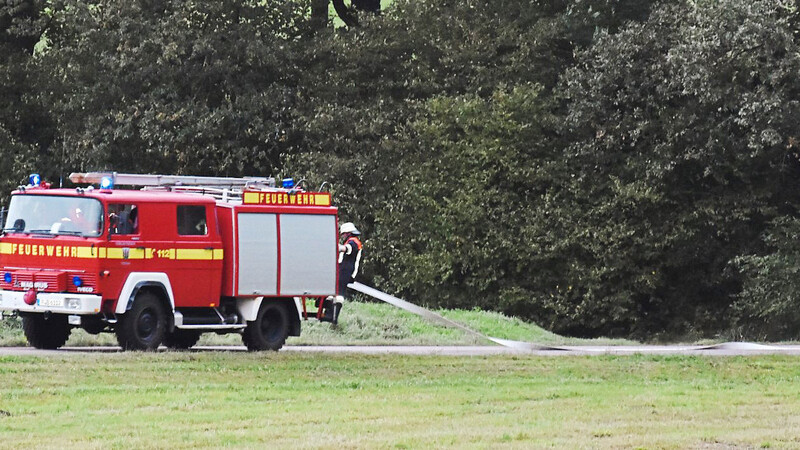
[69, 172, 283, 203]
[69, 172, 276, 188]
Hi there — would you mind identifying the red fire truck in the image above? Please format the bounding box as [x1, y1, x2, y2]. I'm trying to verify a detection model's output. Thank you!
[0, 172, 340, 351]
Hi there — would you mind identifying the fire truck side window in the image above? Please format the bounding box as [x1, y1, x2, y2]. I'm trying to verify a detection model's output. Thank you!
[177, 205, 207, 236]
[109, 204, 139, 235]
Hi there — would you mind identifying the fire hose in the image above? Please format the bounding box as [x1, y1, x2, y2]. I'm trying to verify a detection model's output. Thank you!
[348, 283, 791, 355]
[348, 282, 564, 351]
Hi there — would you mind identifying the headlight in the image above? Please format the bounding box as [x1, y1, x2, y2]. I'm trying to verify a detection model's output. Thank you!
[67, 298, 81, 310]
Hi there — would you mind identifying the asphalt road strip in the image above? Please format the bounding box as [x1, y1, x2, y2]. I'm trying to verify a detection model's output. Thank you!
[348, 282, 794, 354]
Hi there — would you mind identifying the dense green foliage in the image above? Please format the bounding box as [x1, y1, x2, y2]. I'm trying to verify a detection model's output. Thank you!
[0, 0, 47, 198]
[555, 1, 800, 337]
[2, 0, 800, 339]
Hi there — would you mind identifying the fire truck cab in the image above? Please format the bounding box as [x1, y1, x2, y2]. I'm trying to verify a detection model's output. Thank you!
[0, 173, 340, 351]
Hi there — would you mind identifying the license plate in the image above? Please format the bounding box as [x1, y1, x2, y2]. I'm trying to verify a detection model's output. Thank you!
[38, 298, 63, 308]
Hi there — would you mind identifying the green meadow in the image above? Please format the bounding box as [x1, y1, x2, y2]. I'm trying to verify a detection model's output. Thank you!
[0, 352, 798, 448]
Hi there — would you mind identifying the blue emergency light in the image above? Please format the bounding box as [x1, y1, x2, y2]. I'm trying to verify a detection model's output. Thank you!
[282, 178, 295, 189]
[100, 177, 114, 190]
[72, 276, 83, 288]
[3, 272, 11, 284]
[29, 174, 41, 187]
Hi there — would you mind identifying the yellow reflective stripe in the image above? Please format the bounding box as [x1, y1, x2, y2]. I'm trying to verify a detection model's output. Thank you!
[243, 192, 260, 204]
[3, 244, 222, 261]
[75, 247, 96, 259]
[2, 244, 100, 258]
[176, 248, 214, 260]
[106, 248, 125, 259]
[106, 248, 145, 259]
[315, 194, 331, 206]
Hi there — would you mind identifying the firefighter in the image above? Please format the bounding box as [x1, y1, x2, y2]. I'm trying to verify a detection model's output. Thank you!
[61, 204, 91, 234]
[325, 222, 363, 324]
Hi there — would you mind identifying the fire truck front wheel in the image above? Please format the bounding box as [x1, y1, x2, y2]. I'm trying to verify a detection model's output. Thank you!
[21, 312, 71, 350]
[242, 301, 290, 351]
[115, 291, 167, 351]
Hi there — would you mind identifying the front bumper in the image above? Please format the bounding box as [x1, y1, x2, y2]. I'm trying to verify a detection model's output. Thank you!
[0, 289, 103, 315]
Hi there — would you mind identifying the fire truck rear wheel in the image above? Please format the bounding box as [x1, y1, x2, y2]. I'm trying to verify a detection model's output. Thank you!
[21, 312, 71, 350]
[242, 301, 290, 351]
[115, 291, 167, 351]
[163, 329, 201, 350]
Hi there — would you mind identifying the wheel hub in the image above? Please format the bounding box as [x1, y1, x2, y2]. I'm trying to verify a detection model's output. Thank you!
[137, 309, 156, 339]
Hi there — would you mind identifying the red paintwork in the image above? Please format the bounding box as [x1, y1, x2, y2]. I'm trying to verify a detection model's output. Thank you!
[1, 185, 339, 313]
[216, 206, 237, 297]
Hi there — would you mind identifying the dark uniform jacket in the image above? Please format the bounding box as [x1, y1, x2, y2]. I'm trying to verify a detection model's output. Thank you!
[338, 236, 363, 296]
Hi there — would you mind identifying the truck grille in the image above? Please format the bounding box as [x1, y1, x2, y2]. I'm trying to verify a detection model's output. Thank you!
[35, 272, 67, 292]
[0, 270, 88, 293]
[68, 272, 97, 294]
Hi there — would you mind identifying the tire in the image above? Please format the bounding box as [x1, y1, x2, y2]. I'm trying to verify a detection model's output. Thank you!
[115, 291, 167, 351]
[163, 329, 201, 350]
[21, 313, 71, 349]
[242, 301, 290, 351]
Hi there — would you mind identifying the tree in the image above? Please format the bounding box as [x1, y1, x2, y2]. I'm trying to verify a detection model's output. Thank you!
[559, 0, 800, 337]
[0, 0, 54, 205]
[36, 0, 311, 178]
[285, 0, 670, 336]
[734, 217, 800, 340]
[311, 0, 329, 31]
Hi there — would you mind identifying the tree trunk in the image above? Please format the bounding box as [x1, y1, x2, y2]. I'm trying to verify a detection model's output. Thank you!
[311, 0, 329, 31]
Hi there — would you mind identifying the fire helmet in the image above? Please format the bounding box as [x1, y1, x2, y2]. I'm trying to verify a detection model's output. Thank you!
[340, 222, 360, 235]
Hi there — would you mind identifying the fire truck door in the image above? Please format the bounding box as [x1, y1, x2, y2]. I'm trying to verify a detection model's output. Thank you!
[169, 205, 223, 307]
[106, 203, 149, 305]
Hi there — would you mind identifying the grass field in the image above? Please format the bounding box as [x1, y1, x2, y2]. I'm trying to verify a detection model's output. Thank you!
[0, 352, 798, 448]
[0, 299, 637, 348]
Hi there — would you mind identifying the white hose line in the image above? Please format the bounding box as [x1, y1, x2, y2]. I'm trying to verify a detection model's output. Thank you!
[349, 282, 565, 351]
[348, 283, 784, 353]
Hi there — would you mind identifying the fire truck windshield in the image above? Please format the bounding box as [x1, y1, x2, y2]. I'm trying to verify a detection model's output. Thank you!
[3, 195, 104, 237]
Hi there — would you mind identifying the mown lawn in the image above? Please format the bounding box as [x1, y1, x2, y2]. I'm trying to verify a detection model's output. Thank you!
[0, 353, 798, 448]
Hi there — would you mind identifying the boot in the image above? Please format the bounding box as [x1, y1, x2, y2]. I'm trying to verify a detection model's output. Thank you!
[321, 305, 334, 322]
[320, 297, 335, 322]
[332, 303, 342, 325]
